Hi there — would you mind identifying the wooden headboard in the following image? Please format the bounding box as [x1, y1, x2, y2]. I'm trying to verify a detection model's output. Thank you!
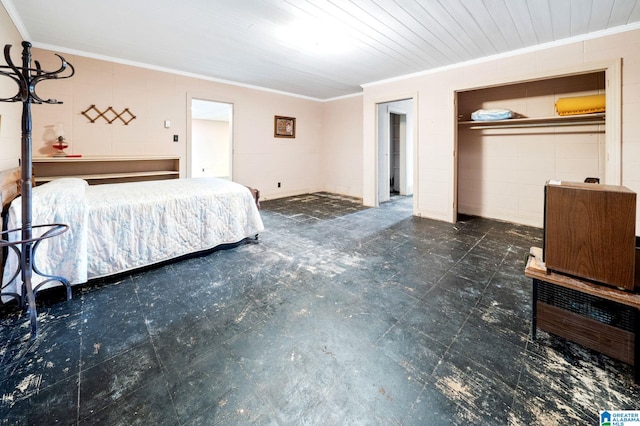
[1, 167, 20, 279]
[1, 167, 21, 212]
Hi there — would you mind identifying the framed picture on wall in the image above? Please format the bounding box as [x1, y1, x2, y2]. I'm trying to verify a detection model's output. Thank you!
[274, 116, 296, 138]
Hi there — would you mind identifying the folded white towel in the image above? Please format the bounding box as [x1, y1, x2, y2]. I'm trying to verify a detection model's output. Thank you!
[470, 109, 513, 121]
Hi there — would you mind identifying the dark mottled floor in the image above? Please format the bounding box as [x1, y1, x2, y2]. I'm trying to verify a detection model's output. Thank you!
[1, 193, 638, 425]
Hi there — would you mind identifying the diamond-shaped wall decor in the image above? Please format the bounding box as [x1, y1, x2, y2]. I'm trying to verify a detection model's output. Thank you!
[81, 105, 137, 125]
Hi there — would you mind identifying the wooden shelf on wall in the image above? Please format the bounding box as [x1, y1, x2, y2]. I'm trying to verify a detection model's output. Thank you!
[458, 112, 605, 129]
[32, 156, 180, 185]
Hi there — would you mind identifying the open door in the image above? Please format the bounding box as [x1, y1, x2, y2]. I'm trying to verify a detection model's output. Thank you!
[377, 103, 391, 203]
[377, 99, 413, 203]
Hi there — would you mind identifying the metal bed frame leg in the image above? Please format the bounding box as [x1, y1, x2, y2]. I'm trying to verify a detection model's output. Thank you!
[20, 238, 37, 336]
[23, 274, 37, 337]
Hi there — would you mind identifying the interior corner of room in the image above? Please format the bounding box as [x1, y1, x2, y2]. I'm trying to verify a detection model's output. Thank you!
[2, 1, 640, 423]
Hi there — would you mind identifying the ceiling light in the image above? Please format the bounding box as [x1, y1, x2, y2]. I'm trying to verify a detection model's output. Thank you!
[277, 19, 356, 55]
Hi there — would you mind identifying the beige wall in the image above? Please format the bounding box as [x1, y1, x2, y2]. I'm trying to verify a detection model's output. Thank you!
[0, 1, 328, 201]
[0, 2, 24, 171]
[24, 51, 326, 200]
[4, 3, 640, 227]
[0, 0, 362, 199]
[0, 5, 366, 201]
[363, 28, 640, 230]
[321, 95, 363, 198]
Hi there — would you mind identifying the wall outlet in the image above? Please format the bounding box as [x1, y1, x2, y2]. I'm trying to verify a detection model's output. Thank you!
[277, 182, 281, 188]
[173, 135, 178, 142]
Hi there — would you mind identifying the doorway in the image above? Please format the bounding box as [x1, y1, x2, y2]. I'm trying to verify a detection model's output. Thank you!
[377, 99, 413, 204]
[189, 99, 233, 179]
[389, 112, 403, 195]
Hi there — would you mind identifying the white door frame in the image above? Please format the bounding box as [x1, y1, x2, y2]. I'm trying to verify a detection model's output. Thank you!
[363, 92, 418, 209]
[375, 97, 417, 206]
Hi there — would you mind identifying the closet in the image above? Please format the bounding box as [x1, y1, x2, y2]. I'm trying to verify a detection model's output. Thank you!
[456, 71, 609, 227]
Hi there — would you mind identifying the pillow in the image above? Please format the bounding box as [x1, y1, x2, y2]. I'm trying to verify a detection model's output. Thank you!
[8, 178, 88, 224]
[34, 178, 89, 198]
[555, 94, 605, 116]
[3, 177, 90, 292]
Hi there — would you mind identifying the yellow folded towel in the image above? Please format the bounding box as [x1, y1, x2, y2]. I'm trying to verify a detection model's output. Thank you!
[555, 94, 605, 116]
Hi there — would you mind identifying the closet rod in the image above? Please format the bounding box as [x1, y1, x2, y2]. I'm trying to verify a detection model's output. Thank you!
[467, 120, 605, 130]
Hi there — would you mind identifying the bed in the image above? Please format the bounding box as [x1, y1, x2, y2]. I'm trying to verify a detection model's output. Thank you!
[1, 170, 264, 302]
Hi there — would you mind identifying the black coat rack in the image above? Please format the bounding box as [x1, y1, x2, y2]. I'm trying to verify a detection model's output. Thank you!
[0, 41, 75, 337]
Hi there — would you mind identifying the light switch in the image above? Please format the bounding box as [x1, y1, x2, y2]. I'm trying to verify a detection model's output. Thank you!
[164, 120, 171, 129]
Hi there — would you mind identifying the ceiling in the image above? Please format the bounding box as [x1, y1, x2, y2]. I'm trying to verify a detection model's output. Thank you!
[3, 0, 640, 100]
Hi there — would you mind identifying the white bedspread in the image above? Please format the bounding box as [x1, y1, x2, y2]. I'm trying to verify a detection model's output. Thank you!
[2, 177, 263, 300]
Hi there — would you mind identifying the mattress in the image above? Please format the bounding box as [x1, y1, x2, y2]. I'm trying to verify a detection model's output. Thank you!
[2, 177, 264, 301]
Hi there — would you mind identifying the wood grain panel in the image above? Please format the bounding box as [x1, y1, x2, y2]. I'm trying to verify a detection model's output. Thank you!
[537, 301, 634, 365]
[545, 181, 636, 290]
[0, 167, 21, 211]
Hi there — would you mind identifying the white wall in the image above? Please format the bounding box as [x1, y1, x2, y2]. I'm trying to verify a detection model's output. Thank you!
[191, 119, 230, 178]
[0, 3, 23, 171]
[363, 28, 640, 231]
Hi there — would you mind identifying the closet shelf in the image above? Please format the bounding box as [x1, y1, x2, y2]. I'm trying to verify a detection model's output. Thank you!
[458, 112, 605, 129]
